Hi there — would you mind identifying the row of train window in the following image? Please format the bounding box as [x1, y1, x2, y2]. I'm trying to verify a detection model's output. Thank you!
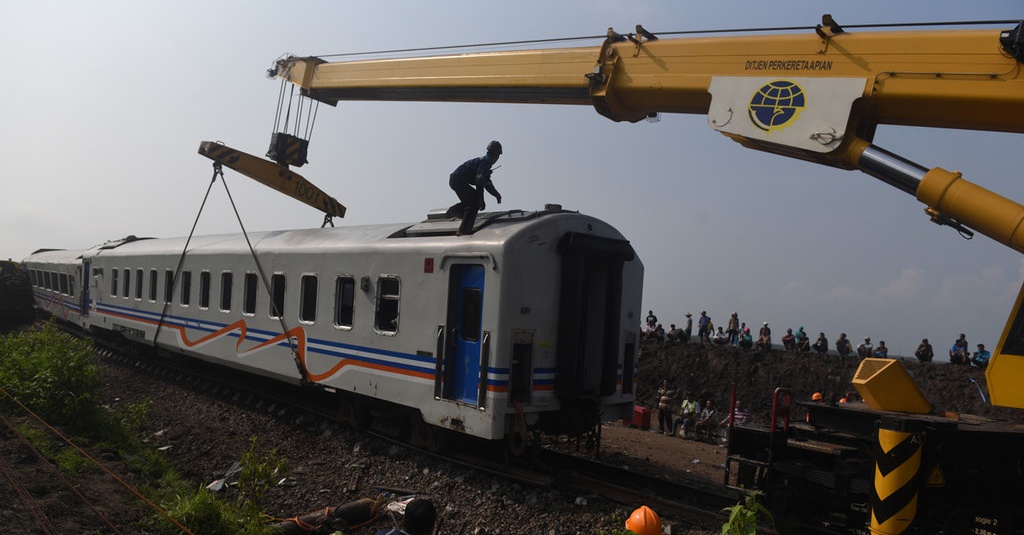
[32, 265, 400, 334]
[28, 269, 75, 298]
[108, 268, 401, 334]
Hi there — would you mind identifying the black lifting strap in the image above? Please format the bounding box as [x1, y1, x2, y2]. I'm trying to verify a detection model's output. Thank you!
[154, 162, 310, 384]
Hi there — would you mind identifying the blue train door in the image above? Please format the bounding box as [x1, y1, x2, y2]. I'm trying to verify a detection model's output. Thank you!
[443, 264, 485, 405]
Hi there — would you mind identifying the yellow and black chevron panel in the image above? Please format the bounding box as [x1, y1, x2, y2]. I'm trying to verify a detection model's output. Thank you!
[871, 421, 924, 534]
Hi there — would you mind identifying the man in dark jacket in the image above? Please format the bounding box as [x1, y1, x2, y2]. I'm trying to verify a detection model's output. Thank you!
[447, 140, 503, 235]
[915, 338, 934, 363]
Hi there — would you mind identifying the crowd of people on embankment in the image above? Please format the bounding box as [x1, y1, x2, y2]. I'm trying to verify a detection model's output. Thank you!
[641, 309, 991, 370]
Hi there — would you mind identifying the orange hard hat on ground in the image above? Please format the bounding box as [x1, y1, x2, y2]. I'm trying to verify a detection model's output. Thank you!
[625, 505, 661, 535]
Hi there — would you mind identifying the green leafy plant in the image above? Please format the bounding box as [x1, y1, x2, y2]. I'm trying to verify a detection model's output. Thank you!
[149, 436, 285, 535]
[237, 435, 286, 506]
[721, 491, 773, 535]
[598, 510, 637, 535]
[0, 323, 101, 431]
[120, 399, 153, 435]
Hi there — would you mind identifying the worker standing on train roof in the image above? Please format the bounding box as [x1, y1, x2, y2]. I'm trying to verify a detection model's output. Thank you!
[625, 505, 662, 535]
[446, 140, 503, 236]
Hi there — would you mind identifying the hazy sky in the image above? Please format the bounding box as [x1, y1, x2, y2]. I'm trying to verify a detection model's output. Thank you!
[2, 1, 1022, 364]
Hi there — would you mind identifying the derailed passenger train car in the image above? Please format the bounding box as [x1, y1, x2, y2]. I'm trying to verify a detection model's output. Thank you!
[24, 205, 642, 447]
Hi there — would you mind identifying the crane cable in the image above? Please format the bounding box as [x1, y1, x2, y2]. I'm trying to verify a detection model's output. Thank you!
[154, 164, 308, 383]
[311, 19, 1021, 60]
[0, 386, 195, 534]
[153, 163, 222, 347]
[272, 78, 320, 150]
[215, 164, 309, 383]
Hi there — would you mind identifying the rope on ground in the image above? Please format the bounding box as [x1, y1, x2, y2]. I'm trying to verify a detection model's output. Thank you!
[0, 409, 119, 533]
[0, 386, 196, 535]
[0, 433, 58, 534]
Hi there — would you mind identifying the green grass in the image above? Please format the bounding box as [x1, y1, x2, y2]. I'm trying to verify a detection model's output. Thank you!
[0, 323, 102, 431]
[0, 323, 287, 534]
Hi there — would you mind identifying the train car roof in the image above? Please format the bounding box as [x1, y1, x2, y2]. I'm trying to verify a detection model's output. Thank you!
[23, 248, 88, 264]
[79, 205, 619, 258]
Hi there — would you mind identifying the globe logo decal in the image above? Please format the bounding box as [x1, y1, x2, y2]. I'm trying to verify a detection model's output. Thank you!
[748, 80, 806, 134]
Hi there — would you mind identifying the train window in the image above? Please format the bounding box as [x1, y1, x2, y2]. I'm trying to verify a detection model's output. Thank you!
[122, 269, 130, 299]
[164, 270, 174, 304]
[374, 276, 400, 334]
[220, 272, 232, 312]
[135, 268, 143, 300]
[69, 276, 74, 297]
[59, 273, 69, 295]
[510, 330, 534, 404]
[111, 269, 119, 297]
[300, 275, 317, 323]
[459, 288, 482, 342]
[334, 277, 355, 328]
[149, 270, 158, 302]
[199, 271, 211, 309]
[243, 273, 257, 315]
[180, 271, 191, 306]
[270, 274, 286, 319]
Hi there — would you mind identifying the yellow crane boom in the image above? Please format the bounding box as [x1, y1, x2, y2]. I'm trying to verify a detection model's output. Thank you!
[269, 18, 1024, 408]
[272, 23, 1024, 132]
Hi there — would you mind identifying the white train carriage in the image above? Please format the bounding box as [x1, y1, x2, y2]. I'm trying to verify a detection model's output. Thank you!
[24, 206, 642, 442]
[24, 248, 91, 324]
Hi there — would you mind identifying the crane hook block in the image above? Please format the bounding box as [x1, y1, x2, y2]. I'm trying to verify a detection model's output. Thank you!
[198, 141, 346, 218]
[268, 132, 309, 168]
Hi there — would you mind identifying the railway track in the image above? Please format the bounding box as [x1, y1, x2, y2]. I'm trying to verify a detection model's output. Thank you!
[84, 335, 766, 534]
